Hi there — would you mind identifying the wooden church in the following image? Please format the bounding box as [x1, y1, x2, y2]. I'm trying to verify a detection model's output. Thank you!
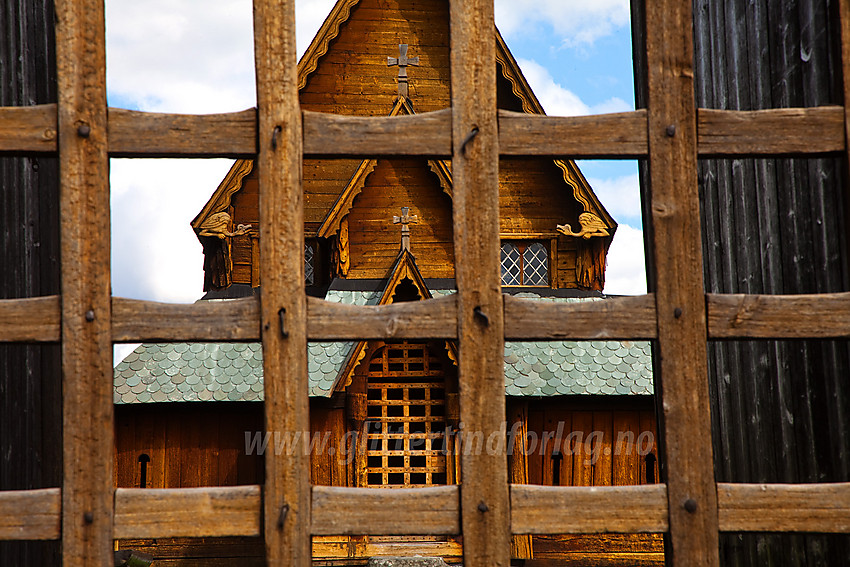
[114, 0, 661, 564]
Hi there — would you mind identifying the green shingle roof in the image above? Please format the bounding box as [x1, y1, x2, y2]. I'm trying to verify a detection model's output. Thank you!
[114, 291, 653, 404]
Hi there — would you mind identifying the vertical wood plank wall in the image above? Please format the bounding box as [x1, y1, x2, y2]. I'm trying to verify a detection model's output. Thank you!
[2, 1, 850, 566]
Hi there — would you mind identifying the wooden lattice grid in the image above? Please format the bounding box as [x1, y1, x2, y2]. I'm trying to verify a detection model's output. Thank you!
[365, 342, 448, 488]
[0, 0, 849, 565]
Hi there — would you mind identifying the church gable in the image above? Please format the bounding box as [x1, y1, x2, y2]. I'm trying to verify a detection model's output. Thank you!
[346, 158, 454, 280]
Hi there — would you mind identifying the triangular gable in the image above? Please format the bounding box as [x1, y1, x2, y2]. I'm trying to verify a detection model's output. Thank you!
[317, 97, 452, 238]
[330, 249, 436, 392]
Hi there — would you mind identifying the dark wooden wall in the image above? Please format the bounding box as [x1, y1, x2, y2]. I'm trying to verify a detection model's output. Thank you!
[0, 0, 60, 564]
[633, 0, 850, 563]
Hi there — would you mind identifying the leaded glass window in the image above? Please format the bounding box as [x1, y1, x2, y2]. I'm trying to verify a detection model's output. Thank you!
[500, 241, 549, 286]
[305, 242, 315, 285]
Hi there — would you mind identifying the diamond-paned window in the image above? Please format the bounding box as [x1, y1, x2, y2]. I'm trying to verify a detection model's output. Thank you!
[500, 241, 549, 286]
[305, 242, 315, 285]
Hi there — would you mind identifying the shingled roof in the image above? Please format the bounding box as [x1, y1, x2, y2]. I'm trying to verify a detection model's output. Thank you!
[114, 290, 653, 404]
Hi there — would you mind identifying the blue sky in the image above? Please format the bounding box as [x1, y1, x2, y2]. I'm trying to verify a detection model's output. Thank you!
[106, 0, 646, 328]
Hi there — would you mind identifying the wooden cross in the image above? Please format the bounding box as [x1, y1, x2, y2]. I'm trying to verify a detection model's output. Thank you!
[387, 44, 419, 98]
[392, 207, 419, 252]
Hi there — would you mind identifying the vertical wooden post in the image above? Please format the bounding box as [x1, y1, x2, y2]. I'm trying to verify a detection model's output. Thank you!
[449, 1, 510, 566]
[644, 1, 719, 565]
[55, 0, 113, 564]
[840, 0, 850, 254]
[253, 0, 310, 565]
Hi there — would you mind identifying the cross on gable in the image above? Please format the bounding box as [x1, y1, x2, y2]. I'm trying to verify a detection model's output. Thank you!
[392, 206, 419, 252]
[387, 44, 419, 98]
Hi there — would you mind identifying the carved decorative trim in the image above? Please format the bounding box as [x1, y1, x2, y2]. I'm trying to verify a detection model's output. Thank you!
[191, 159, 254, 233]
[318, 158, 378, 238]
[557, 212, 611, 240]
[495, 28, 545, 115]
[297, 0, 361, 91]
[428, 159, 453, 199]
[554, 159, 616, 231]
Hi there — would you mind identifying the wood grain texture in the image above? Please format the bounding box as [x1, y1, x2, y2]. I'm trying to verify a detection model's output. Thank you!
[510, 484, 668, 535]
[253, 0, 310, 565]
[108, 107, 257, 157]
[114, 486, 261, 539]
[450, 2, 511, 567]
[304, 108, 451, 157]
[503, 294, 657, 340]
[111, 296, 261, 342]
[0, 104, 57, 152]
[717, 483, 850, 533]
[697, 106, 845, 156]
[55, 0, 114, 562]
[307, 292, 457, 339]
[311, 486, 460, 535]
[0, 295, 60, 342]
[0, 488, 61, 540]
[644, 0, 719, 564]
[498, 109, 647, 158]
[707, 292, 850, 338]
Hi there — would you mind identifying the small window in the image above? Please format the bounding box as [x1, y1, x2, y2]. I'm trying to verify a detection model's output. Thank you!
[305, 241, 315, 285]
[500, 241, 549, 286]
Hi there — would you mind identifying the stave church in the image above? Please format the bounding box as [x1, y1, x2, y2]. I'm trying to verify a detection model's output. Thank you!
[113, 0, 660, 564]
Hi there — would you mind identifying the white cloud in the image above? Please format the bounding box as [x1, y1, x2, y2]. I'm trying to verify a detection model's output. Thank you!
[495, 0, 629, 49]
[604, 224, 647, 296]
[516, 58, 630, 116]
[110, 158, 236, 304]
[585, 173, 642, 225]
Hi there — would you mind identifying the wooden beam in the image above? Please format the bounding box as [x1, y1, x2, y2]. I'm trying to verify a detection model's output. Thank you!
[0, 104, 846, 158]
[450, 2, 511, 567]
[498, 109, 648, 158]
[0, 295, 61, 342]
[644, 0, 719, 564]
[697, 107, 845, 156]
[111, 296, 261, 342]
[108, 107, 257, 158]
[0, 488, 61, 540]
[0, 104, 57, 152]
[707, 292, 850, 338]
[55, 0, 114, 562]
[307, 294, 458, 339]
[113, 486, 261, 539]
[503, 294, 657, 340]
[303, 108, 452, 157]
[253, 0, 311, 565]
[311, 486, 460, 535]
[510, 484, 668, 535]
[718, 483, 850, 533]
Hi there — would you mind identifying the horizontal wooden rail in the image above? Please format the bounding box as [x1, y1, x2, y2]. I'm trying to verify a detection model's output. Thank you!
[0, 104, 57, 152]
[510, 484, 669, 534]
[108, 108, 257, 158]
[498, 110, 648, 158]
[0, 488, 61, 540]
[10, 292, 850, 343]
[113, 486, 262, 539]
[503, 293, 657, 339]
[0, 295, 61, 342]
[306, 293, 458, 339]
[4, 482, 850, 540]
[311, 485, 460, 535]
[111, 296, 261, 342]
[718, 483, 850, 532]
[0, 105, 845, 158]
[303, 108, 452, 157]
[697, 106, 845, 156]
[707, 292, 850, 338]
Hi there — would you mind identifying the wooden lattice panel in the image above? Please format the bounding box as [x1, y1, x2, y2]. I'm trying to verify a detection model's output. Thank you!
[365, 342, 448, 488]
